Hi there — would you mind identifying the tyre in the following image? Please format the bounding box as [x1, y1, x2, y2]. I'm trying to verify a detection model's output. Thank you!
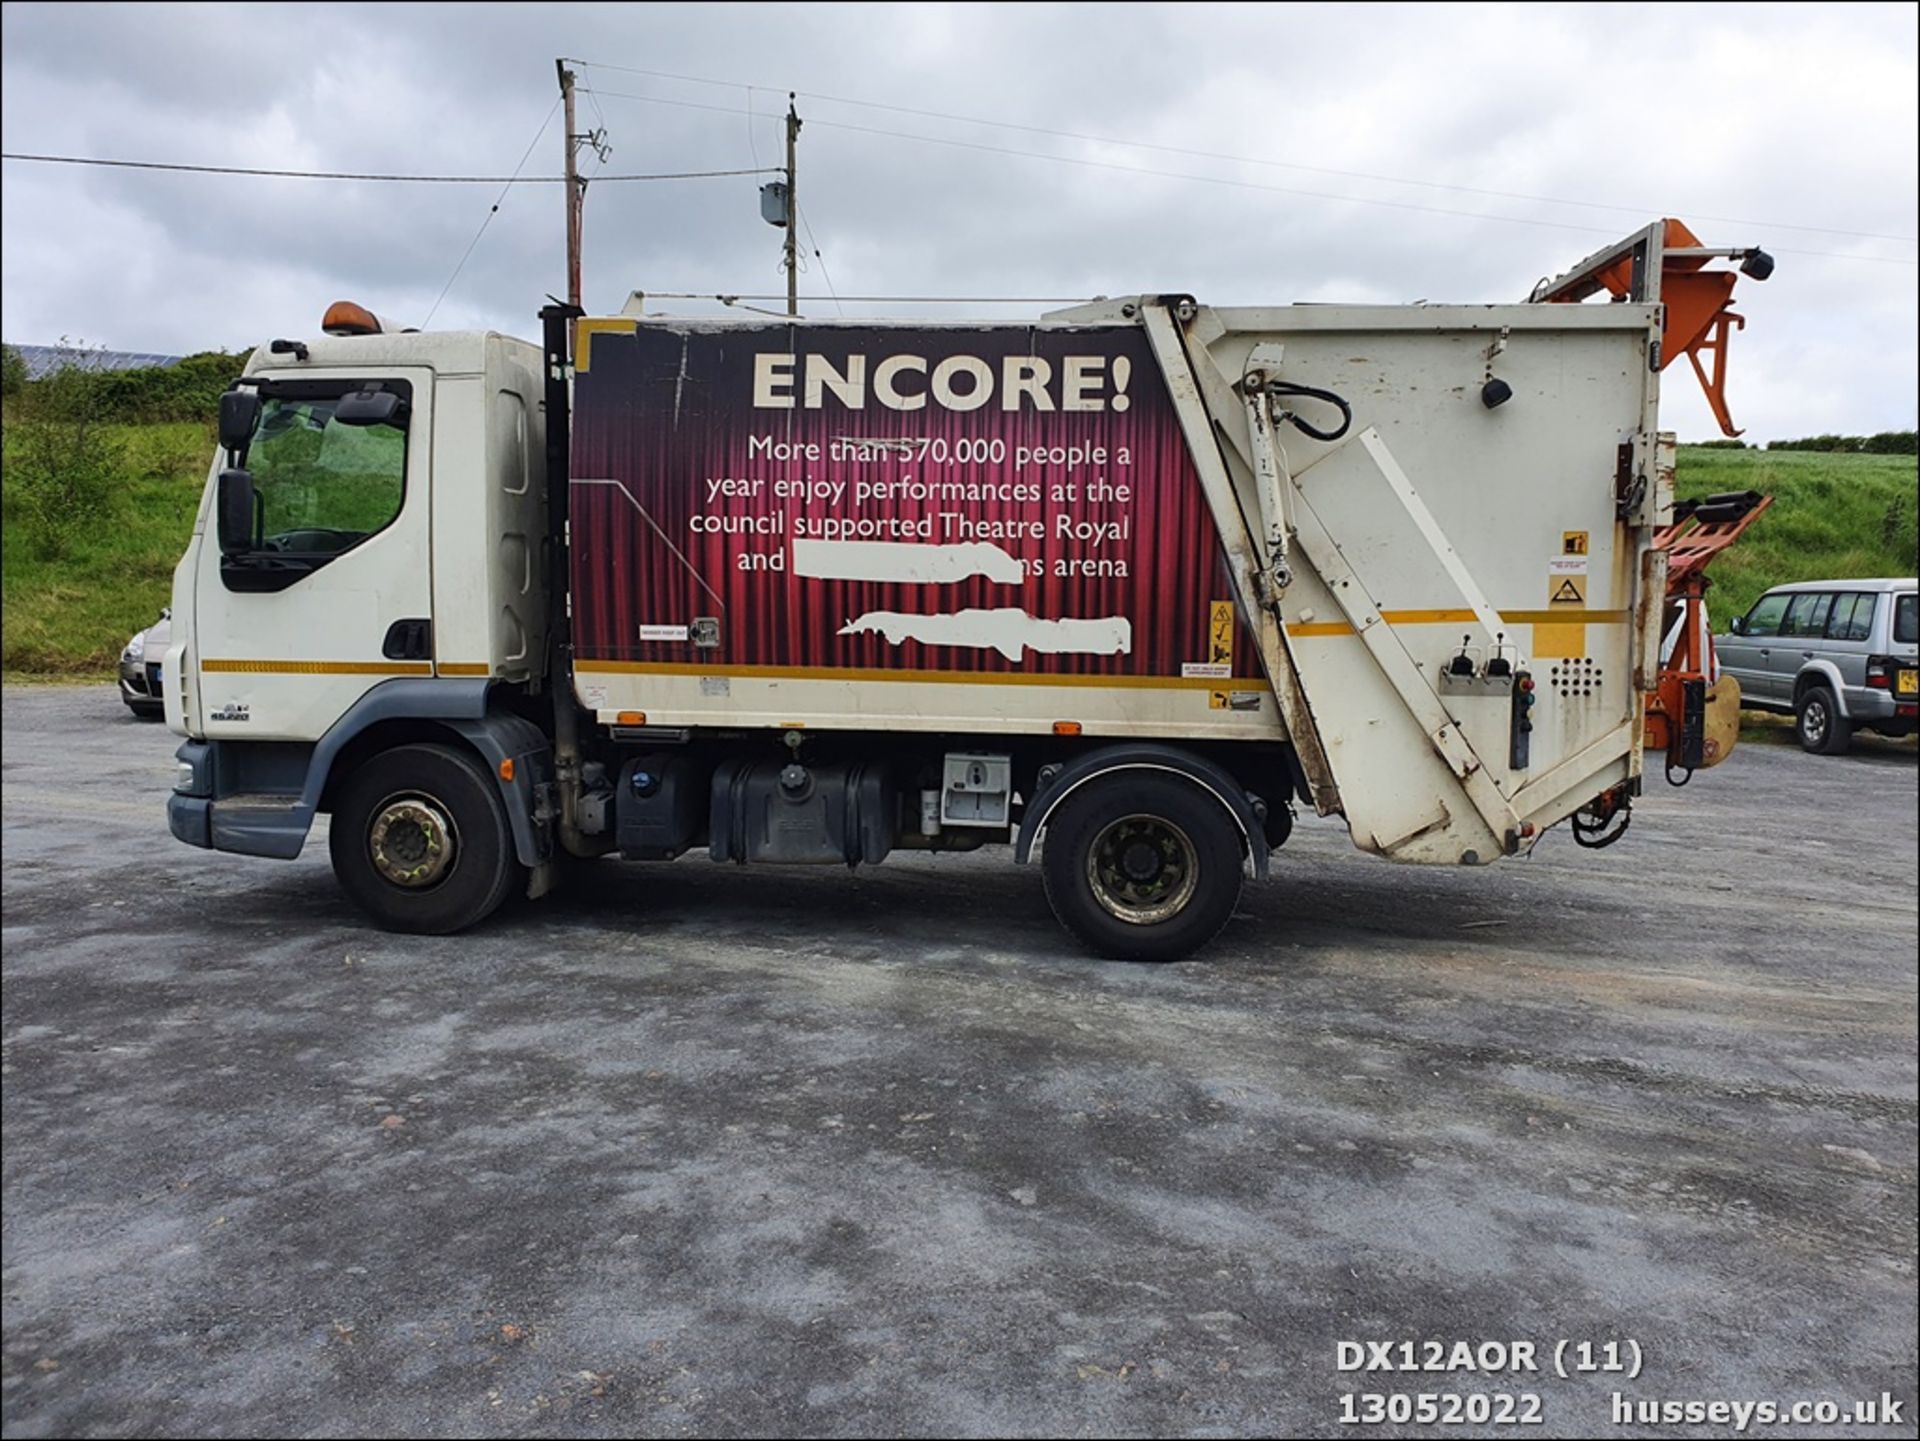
[328, 743, 522, 934]
[1794, 686, 1851, 755]
[1040, 772, 1245, 961]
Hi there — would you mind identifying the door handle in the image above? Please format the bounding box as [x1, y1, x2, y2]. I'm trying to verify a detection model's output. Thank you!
[382, 618, 433, 661]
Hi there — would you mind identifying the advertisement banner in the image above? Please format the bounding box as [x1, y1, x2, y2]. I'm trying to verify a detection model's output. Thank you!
[570, 322, 1255, 681]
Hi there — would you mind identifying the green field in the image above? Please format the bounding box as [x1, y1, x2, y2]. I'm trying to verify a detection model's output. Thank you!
[2, 421, 213, 674]
[1673, 448, 1918, 623]
[2, 426, 1915, 678]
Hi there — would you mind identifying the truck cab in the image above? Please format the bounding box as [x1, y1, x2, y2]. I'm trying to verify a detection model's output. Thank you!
[165, 309, 554, 903]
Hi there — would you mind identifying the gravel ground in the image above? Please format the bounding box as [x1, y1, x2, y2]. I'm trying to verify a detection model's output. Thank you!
[2, 685, 1915, 1438]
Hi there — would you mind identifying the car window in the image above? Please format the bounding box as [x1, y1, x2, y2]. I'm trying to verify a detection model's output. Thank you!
[1741, 593, 1790, 637]
[1781, 592, 1834, 639]
[1897, 593, 1917, 645]
[1826, 593, 1874, 642]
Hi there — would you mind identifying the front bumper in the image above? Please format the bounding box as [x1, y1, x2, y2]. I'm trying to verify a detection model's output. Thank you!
[168, 793, 212, 848]
[118, 658, 164, 707]
[167, 739, 311, 859]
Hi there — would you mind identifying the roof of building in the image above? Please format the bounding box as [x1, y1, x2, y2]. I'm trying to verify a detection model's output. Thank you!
[7, 343, 183, 380]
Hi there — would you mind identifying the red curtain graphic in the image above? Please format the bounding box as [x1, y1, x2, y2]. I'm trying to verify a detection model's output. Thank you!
[570, 323, 1258, 679]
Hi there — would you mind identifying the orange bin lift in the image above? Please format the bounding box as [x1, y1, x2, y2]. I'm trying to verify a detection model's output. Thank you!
[1646, 489, 1774, 780]
[1531, 218, 1774, 437]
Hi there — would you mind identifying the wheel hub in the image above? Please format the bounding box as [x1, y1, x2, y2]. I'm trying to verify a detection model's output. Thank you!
[1088, 814, 1199, 926]
[368, 797, 457, 888]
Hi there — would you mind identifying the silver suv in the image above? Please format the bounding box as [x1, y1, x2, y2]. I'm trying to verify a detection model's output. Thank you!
[1717, 578, 1918, 753]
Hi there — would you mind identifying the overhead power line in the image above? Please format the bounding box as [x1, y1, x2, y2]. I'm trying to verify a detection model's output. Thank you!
[577, 88, 1919, 266]
[424, 96, 561, 327]
[0, 152, 778, 183]
[570, 58, 1918, 246]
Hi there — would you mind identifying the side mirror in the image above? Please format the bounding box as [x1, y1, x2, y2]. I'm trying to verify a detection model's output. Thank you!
[219, 390, 261, 452]
[1728, 616, 1746, 635]
[334, 388, 404, 427]
[217, 469, 256, 557]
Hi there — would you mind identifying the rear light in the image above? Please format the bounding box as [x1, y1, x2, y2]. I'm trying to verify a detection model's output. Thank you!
[1865, 655, 1892, 689]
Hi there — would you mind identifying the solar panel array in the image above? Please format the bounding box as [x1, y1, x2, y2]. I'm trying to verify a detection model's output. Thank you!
[8, 343, 183, 379]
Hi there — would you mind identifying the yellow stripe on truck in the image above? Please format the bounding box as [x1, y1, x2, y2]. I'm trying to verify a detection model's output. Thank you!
[1289, 609, 1627, 638]
[201, 660, 435, 676]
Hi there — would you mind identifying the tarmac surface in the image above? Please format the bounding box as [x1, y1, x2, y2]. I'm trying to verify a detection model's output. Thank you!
[2, 684, 1915, 1438]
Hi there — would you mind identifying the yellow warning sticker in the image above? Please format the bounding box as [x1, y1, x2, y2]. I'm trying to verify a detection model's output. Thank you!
[1209, 690, 1227, 710]
[1209, 600, 1235, 666]
[1562, 530, 1590, 556]
[1550, 573, 1587, 606]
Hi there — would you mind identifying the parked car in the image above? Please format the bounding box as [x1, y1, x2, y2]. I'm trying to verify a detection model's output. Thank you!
[117, 609, 171, 719]
[1717, 579, 1918, 753]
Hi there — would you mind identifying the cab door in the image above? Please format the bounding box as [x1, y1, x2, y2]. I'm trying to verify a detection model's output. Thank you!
[192, 369, 433, 742]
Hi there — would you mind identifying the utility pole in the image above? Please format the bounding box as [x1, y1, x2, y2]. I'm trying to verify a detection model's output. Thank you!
[784, 93, 802, 317]
[557, 60, 583, 312]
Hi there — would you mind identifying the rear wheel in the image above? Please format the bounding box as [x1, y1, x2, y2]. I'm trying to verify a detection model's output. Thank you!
[328, 743, 522, 934]
[1041, 773, 1244, 961]
[1794, 686, 1851, 755]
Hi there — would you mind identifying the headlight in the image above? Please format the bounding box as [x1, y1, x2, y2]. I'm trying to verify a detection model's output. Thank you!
[123, 632, 146, 663]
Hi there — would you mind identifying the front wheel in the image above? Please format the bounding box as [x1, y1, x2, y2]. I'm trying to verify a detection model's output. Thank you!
[328, 743, 523, 934]
[1795, 686, 1852, 755]
[1040, 773, 1245, 961]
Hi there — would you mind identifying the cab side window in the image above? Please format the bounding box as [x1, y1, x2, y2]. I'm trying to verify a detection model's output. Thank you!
[251, 397, 407, 553]
[1781, 592, 1833, 638]
[1741, 593, 1790, 637]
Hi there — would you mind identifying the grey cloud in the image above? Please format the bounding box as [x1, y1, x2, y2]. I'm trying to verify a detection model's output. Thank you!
[3, 1, 1913, 442]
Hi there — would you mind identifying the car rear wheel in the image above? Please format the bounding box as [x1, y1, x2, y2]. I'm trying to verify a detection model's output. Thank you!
[1794, 685, 1851, 755]
[1041, 773, 1244, 962]
[329, 743, 522, 934]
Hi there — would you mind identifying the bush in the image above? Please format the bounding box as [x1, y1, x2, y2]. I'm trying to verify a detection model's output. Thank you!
[6, 341, 122, 558]
[1, 344, 24, 399]
[83, 349, 249, 423]
[9, 347, 248, 425]
[1768, 431, 1918, 455]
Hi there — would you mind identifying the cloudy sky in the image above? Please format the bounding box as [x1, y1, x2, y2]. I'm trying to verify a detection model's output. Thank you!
[3, 2, 1914, 442]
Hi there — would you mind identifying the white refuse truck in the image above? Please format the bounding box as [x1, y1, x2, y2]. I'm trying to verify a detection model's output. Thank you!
[161, 219, 1771, 958]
